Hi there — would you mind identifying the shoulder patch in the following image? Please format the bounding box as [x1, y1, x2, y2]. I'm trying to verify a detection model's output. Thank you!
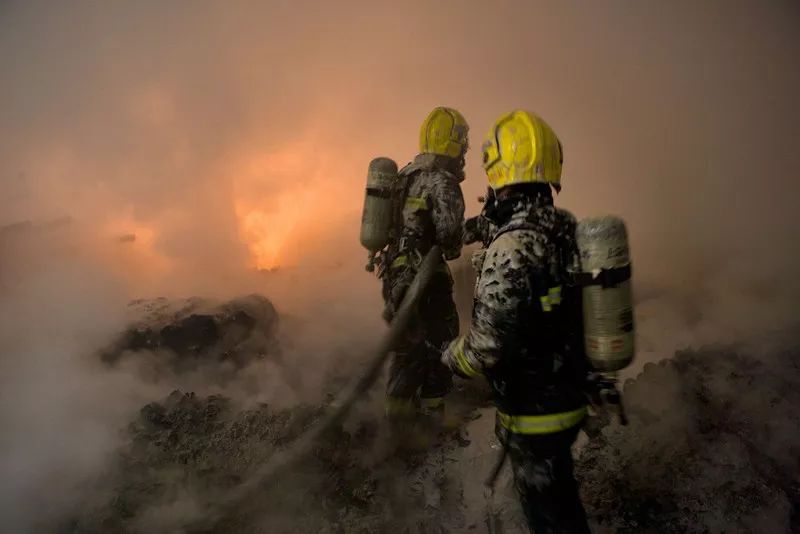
[398, 162, 420, 177]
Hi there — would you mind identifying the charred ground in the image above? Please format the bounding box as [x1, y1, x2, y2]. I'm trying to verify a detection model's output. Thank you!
[57, 296, 800, 533]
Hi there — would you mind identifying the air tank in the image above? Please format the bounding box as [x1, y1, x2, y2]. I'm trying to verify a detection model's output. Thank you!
[576, 215, 635, 372]
[360, 157, 398, 270]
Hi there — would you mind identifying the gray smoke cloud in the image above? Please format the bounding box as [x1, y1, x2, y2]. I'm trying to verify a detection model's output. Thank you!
[1, 0, 799, 531]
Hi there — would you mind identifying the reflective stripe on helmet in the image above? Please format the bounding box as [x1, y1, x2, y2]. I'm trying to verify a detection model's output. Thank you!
[497, 406, 587, 434]
[419, 107, 469, 158]
[482, 110, 562, 191]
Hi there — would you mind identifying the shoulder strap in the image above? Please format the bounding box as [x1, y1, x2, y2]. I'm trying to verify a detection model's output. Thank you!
[572, 264, 632, 288]
[385, 163, 416, 254]
[398, 161, 421, 178]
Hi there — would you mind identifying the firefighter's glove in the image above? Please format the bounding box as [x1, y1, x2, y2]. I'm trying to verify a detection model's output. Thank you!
[471, 249, 487, 273]
[441, 337, 480, 379]
[463, 216, 482, 246]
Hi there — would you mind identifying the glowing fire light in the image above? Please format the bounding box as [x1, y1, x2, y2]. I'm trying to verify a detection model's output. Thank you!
[102, 214, 172, 279]
[235, 198, 304, 271]
[232, 145, 325, 271]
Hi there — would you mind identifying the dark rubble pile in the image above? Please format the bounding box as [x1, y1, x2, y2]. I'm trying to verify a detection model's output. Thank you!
[71, 388, 473, 534]
[72, 390, 387, 534]
[74, 293, 469, 533]
[72, 291, 800, 533]
[101, 294, 281, 373]
[577, 346, 800, 533]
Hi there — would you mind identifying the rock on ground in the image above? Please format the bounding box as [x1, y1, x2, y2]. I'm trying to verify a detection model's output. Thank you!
[101, 294, 282, 376]
[577, 346, 800, 533]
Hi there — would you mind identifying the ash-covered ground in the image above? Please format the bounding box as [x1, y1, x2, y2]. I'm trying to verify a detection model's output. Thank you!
[579, 345, 800, 533]
[59, 296, 800, 534]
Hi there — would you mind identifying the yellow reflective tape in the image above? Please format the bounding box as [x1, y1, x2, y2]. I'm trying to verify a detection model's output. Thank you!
[548, 286, 562, 305]
[420, 397, 444, 410]
[452, 337, 480, 377]
[539, 285, 562, 311]
[391, 253, 438, 270]
[498, 406, 587, 435]
[405, 196, 428, 211]
[390, 255, 408, 268]
[385, 396, 416, 417]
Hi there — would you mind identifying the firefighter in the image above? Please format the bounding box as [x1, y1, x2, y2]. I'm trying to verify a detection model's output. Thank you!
[381, 106, 467, 438]
[441, 110, 592, 532]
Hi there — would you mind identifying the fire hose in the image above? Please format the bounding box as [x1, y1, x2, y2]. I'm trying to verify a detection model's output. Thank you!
[188, 246, 444, 532]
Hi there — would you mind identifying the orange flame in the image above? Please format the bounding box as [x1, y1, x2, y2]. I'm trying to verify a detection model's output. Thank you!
[235, 196, 306, 271]
[231, 144, 325, 271]
[100, 213, 173, 284]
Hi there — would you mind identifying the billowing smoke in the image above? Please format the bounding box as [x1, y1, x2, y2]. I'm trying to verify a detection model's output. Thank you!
[1, 0, 799, 531]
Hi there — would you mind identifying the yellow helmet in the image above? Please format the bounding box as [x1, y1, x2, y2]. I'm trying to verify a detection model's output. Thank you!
[482, 110, 563, 191]
[419, 107, 469, 158]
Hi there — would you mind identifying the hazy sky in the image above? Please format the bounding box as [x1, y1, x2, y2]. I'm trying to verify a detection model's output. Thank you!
[3, 0, 800, 381]
[2, 0, 798, 288]
[1, 0, 800, 418]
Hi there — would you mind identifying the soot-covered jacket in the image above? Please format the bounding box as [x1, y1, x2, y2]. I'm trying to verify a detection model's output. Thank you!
[383, 153, 465, 290]
[451, 192, 589, 415]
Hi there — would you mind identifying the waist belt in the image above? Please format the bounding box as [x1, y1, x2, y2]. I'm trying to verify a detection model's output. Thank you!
[497, 406, 587, 435]
[390, 253, 448, 271]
